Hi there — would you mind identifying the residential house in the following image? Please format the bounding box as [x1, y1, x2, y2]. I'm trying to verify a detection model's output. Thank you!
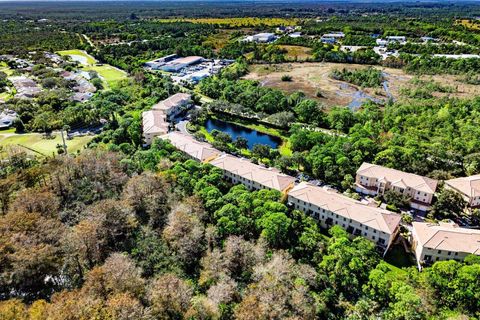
[445, 175, 480, 208]
[0, 110, 17, 129]
[411, 221, 480, 269]
[355, 162, 438, 211]
[9, 76, 41, 99]
[288, 182, 401, 255]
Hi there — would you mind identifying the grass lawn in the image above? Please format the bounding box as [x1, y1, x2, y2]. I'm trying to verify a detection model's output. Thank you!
[0, 133, 93, 157]
[57, 49, 97, 65]
[58, 49, 127, 87]
[0, 92, 12, 101]
[83, 65, 127, 87]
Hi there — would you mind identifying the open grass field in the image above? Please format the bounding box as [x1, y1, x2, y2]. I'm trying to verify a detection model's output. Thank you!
[244, 62, 480, 108]
[58, 49, 97, 65]
[158, 17, 299, 27]
[457, 19, 480, 30]
[203, 29, 245, 51]
[57, 49, 127, 87]
[278, 45, 313, 61]
[83, 65, 127, 87]
[0, 132, 93, 157]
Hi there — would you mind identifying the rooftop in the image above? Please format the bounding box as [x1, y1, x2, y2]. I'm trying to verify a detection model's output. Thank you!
[289, 182, 401, 235]
[142, 110, 169, 135]
[161, 132, 221, 162]
[445, 175, 480, 198]
[171, 56, 204, 65]
[209, 154, 295, 192]
[357, 162, 438, 194]
[413, 222, 480, 254]
[152, 93, 191, 112]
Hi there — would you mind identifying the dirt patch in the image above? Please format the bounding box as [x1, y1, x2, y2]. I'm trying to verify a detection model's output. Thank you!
[244, 62, 480, 108]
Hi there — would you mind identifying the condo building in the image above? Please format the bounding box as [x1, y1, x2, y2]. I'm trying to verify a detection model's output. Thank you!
[288, 182, 401, 255]
[411, 222, 480, 269]
[355, 162, 438, 211]
[445, 175, 480, 209]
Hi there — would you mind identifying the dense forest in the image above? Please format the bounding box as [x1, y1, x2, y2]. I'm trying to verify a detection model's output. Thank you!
[1, 129, 480, 319]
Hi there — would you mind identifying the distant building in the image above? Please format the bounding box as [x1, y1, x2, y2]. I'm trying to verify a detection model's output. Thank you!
[320, 37, 337, 44]
[142, 93, 192, 145]
[145, 54, 178, 69]
[160, 56, 204, 72]
[355, 162, 438, 211]
[445, 175, 480, 208]
[322, 32, 345, 39]
[244, 33, 277, 43]
[276, 26, 296, 34]
[289, 182, 401, 255]
[386, 36, 406, 43]
[411, 222, 480, 269]
[421, 36, 439, 42]
[289, 32, 302, 38]
[376, 39, 388, 47]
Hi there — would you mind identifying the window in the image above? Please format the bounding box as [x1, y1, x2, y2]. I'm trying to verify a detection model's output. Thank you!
[438, 250, 442, 254]
[455, 252, 458, 256]
[378, 238, 385, 244]
[447, 251, 451, 256]
[424, 255, 432, 261]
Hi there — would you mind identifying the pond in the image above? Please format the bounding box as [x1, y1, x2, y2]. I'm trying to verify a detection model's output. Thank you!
[204, 118, 281, 150]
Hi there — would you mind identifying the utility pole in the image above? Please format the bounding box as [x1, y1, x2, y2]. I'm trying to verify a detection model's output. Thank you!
[60, 125, 69, 155]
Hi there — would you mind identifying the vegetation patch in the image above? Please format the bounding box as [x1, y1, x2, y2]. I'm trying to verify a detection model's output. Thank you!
[330, 67, 384, 88]
[158, 17, 300, 27]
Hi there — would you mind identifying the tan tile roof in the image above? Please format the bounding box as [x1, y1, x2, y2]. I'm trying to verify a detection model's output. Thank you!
[445, 175, 480, 198]
[142, 110, 169, 135]
[209, 154, 295, 192]
[413, 222, 480, 254]
[161, 132, 221, 162]
[152, 93, 191, 112]
[357, 162, 438, 194]
[289, 182, 401, 235]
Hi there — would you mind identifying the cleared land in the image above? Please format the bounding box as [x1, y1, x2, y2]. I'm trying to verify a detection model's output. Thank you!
[278, 45, 313, 61]
[0, 132, 93, 157]
[244, 62, 480, 108]
[57, 49, 127, 87]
